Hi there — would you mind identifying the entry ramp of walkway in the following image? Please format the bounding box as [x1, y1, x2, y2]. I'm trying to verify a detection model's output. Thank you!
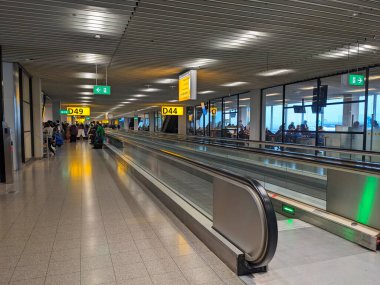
[105, 133, 278, 275]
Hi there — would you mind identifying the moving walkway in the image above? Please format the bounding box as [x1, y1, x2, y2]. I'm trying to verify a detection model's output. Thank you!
[106, 130, 380, 251]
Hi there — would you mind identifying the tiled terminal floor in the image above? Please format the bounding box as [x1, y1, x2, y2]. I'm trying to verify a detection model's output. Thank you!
[0, 142, 243, 285]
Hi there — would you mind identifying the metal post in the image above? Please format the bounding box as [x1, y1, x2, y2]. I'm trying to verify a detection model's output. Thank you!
[315, 78, 321, 147]
[281, 85, 286, 143]
[363, 68, 369, 151]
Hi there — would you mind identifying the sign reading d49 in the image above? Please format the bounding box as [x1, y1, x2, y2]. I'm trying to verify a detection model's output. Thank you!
[93, 85, 111, 95]
[161, 106, 184, 116]
[66, 107, 91, 116]
[349, 74, 365, 86]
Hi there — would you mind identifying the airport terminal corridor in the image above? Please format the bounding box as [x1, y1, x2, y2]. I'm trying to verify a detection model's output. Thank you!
[0, 143, 243, 285]
[1, 1, 380, 284]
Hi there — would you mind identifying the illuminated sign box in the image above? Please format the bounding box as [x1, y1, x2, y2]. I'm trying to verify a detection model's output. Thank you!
[66, 107, 91, 116]
[161, 106, 184, 116]
[178, 70, 197, 102]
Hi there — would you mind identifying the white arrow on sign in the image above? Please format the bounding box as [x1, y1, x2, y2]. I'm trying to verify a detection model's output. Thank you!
[358, 78, 363, 83]
[96, 88, 101, 92]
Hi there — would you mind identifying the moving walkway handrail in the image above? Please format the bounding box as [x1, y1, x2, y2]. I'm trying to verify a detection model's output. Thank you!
[106, 132, 278, 268]
[108, 130, 380, 175]
[149, 131, 380, 158]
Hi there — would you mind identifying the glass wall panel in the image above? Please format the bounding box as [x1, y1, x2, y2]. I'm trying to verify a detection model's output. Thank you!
[263, 87, 283, 142]
[223, 96, 238, 138]
[238, 94, 250, 139]
[154, 111, 162, 132]
[319, 73, 366, 149]
[284, 80, 318, 146]
[195, 106, 205, 136]
[186, 107, 195, 135]
[368, 67, 380, 152]
[209, 99, 222, 137]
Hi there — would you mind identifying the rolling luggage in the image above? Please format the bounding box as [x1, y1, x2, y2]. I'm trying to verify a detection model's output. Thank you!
[93, 137, 103, 149]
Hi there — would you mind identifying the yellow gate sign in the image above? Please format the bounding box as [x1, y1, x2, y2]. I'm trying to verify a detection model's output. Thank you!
[178, 70, 197, 102]
[161, 106, 184, 116]
[66, 106, 91, 116]
[210, 107, 217, 116]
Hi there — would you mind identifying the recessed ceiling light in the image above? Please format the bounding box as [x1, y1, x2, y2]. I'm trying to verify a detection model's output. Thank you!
[300, 86, 315, 90]
[182, 58, 217, 68]
[216, 30, 265, 49]
[224, 101, 232, 104]
[78, 85, 94, 89]
[168, 100, 178, 102]
[133, 94, 147, 97]
[369, 75, 380, 80]
[240, 98, 250, 101]
[352, 12, 358, 17]
[74, 72, 103, 79]
[346, 88, 375, 93]
[257, 69, 295, 76]
[73, 53, 108, 64]
[317, 44, 377, 59]
[140, 88, 160, 92]
[127, 98, 137, 101]
[94, 34, 101, 39]
[78, 92, 93, 95]
[79, 96, 93, 99]
[121, 101, 132, 104]
[155, 79, 178, 84]
[198, 90, 215, 94]
[221, 82, 248, 87]
[265, 92, 281, 96]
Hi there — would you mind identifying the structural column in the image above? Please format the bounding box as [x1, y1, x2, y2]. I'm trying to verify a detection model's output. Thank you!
[250, 89, 262, 141]
[149, 112, 155, 133]
[0, 46, 5, 182]
[52, 100, 61, 122]
[32, 77, 43, 158]
[178, 112, 186, 135]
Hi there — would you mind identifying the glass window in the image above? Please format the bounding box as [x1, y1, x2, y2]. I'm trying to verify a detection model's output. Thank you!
[209, 99, 222, 137]
[154, 111, 162, 132]
[367, 67, 380, 151]
[223, 96, 238, 138]
[319, 73, 366, 149]
[186, 107, 195, 135]
[195, 106, 205, 136]
[263, 87, 283, 142]
[238, 94, 251, 140]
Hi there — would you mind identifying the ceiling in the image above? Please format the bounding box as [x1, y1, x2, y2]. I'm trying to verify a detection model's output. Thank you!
[2, 0, 380, 118]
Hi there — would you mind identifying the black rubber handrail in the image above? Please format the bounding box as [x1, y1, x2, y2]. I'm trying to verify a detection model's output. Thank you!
[106, 133, 278, 268]
[146, 131, 380, 158]
[108, 131, 380, 175]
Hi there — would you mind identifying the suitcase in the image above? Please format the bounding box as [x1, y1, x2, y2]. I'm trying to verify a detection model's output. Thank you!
[93, 137, 103, 149]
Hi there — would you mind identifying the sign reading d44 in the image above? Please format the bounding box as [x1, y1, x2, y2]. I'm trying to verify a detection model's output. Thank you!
[93, 85, 111, 95]
[348, 74, 365, 86]
[161, 106, 184, 116]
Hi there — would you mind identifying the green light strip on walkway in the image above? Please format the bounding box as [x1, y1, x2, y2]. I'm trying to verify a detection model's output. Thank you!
[356, 177, 378, 225]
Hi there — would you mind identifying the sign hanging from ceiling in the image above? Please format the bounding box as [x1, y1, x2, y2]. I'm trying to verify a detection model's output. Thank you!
[93, 85, 111, 95]
[348, 74, 365, 86]
[161, 106, 184, 116]
[178, 70, 197, 102]
[60, 109, 69, 115]
[66, 106, 91, 116]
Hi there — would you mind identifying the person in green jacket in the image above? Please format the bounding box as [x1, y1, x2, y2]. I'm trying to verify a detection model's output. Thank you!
[95, 123, 105, 146]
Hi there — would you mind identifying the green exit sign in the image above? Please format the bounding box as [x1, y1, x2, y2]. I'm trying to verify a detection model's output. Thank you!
[60, 110, 68, 115]
[93, 85, 111, 95]
[349, 74, 365, 86]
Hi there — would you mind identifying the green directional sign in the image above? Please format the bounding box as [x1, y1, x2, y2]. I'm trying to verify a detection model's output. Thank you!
[60, 110, 69, 115]
[349, 74, 365, 86]
[93, 85, 111, 95]
[85, 117, 91, 120]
